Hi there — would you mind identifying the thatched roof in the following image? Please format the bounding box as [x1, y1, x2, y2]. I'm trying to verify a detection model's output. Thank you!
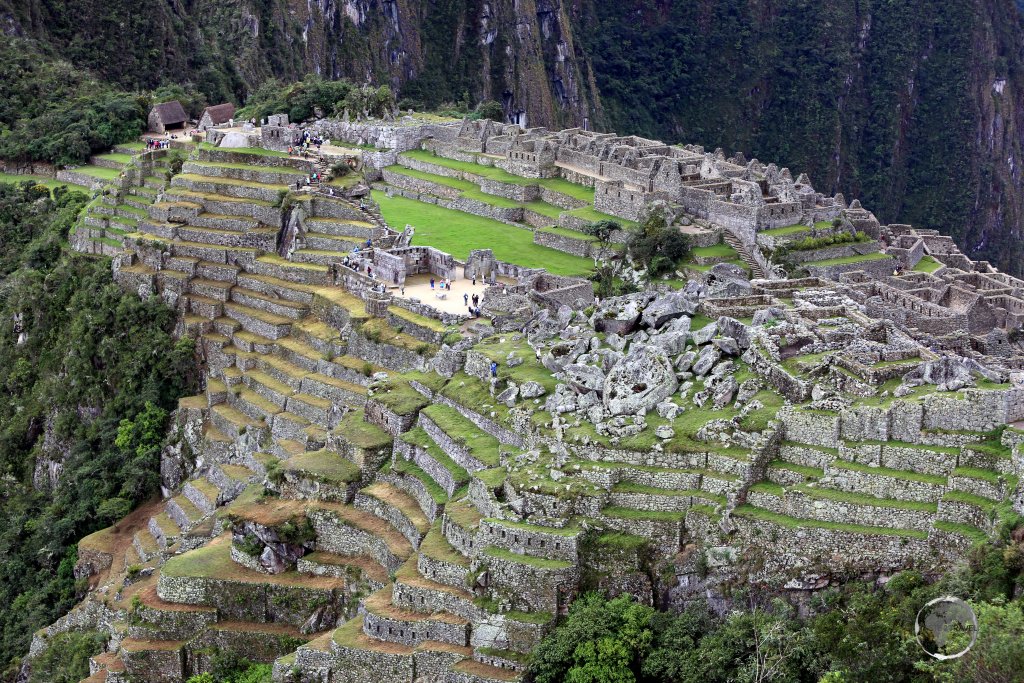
[151, 101, 187, 125]
[202, 103, 235, 125]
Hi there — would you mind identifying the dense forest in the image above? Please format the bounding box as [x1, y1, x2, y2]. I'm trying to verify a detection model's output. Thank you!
[0, 182, 197, 678]
[530, 523, 1024, 683]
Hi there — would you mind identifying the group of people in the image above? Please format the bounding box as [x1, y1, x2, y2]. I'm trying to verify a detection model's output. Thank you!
[288, 131, 327, 158]
[429, 277, 453, 291]
[465, 292, 482, 318]
[145, 138, 173, 150]
[294, 171, 323, 190]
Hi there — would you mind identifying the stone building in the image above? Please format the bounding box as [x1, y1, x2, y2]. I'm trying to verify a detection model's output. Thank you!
[197, 103, 235, 131]
[148, 101, 188, 134]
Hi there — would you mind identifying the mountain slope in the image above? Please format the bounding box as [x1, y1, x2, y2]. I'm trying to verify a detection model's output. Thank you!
[1, 0, 1023, 273]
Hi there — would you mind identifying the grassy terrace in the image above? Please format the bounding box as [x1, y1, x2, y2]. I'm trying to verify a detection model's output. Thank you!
[830, 459, 947, 485]
[733, 505, 929, 538]
[76, 165, 120, 180]
[0, 173, 91, 195]
[197, 142, 290, 158]
[482, 546, 572, 569]
[421, 403, 501, 467]
[190, 160, 306, 174]
[804, 251, 890, 267]
[371, 191, 592, 277]
[93, 152, 132, 165]
[400, 149, 595, 201]
[401, 427, 470, 485]
[761, 220, 834, 237]
[913, 255, 944, 273]
[565, 205, 638, 228]
[691, 243, 738, 259]
[387, 165, 567, 218]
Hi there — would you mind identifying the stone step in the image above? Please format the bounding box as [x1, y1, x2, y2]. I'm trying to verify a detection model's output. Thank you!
[175, 224, 277, 251]
[608, 481, 730, 511]
[307, 503, 413, 572]
[119, 638, 186, 682]
[230, 386, 285, 423]
[251, 254, 331, 286]
[399, 428, 472, 498]
[230, 330, 277, 354]
[132, 529, 161, 562]
[196, 260, 241, 283]
[189, 277, 233, 301]
[223, 301, 293, 340]
[171, 173, 289, 204]
[274, 336, 324, 373]
[230, 286, 309, 320]
[453, 658, 523, 682]
[243, 369, 295, 407]
[191, 212, 260, 232]
[257, 353, 310, 389]
[286, 391, 333, 425]
[209, 401, 265, 438]
[138, 220, 178, 240]
[304, 231, 362, 253]
[236, 272, 317, 305]
[477, 518, 580, 564]
[300, 373, 368, 407]
[354, 482, 431, 550]
[361, 585, 470, 647]
[183, 478, 221, 515]
[393, 557, 479, 621]
[270, 410, 325, 448]
[148, 512, 181, 550]
[183, 293, 223, 320]
[291, 248, 350, 266]
[207, 463, 256, 501]
[304, 216, 376, 238]
[417, 526, 472, 590]
[296, 551, 389, 589]
[419, 406, 501, 473]
[166, 494, 205, 531]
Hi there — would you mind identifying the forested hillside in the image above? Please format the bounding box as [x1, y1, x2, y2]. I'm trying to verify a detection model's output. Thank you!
[0, 183, 197, 677]
[1, 0, 1022, 274]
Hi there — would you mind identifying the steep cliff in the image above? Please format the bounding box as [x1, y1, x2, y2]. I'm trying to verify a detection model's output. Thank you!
[1, 0, 1023, 271]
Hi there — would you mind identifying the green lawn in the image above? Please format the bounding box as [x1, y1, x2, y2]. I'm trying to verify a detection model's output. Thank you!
[760, 224, 812, 237]
[565, 205, 638, 228]
[804, 251, 890, 267]
[76, 165, 120, 180]
[0, 173, 91, 195]
[913, 255, 944, 273]
[388, 165, 565, 216]
[94, 153, 133, 165]
[692, 243, 738, 258]
[197, 142, 290, 158]
[401, 149, 595, 200]
[372, 190, 592, 276]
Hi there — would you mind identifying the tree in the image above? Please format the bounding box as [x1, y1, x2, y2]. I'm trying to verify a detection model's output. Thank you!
[584, 220, 625, 298]
[477, 100, 505, 122]
[626, 206, 689, 278]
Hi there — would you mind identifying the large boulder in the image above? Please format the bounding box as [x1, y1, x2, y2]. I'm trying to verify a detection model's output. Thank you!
[641, 291, 698, 329]
[564, 363, 606, 393]
[592, 293, 652, 335]
[603, 345, 679, 416]
[649, 316, 691, 356]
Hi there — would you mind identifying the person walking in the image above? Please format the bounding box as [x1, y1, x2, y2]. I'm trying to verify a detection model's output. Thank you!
[430, 278, 435, 290]
[490, 361, 498, 378]
[463, 292, 469, 306]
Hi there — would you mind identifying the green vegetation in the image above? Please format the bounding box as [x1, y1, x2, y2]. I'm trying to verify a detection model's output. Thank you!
[830, 459, 946, 486]
[421, 404, 501, 467]
[733, 505, 929, 539]
[371, 190, 591, 276]
[530, 530, 1024, 683]
[185, 654, 272, 683]
[0, 174, 90, 196]
[0, 40, 148, 166]
[0, 183, 197, 672]
[26, 630, 108, 683]
[913, 254, 944, 273]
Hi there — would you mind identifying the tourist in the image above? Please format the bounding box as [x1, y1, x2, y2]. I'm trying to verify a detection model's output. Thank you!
[490, 361, 498, 378]
[464, 293, 469, 307]
[430, 278, 435, 289]
[400, 285, 405, 296]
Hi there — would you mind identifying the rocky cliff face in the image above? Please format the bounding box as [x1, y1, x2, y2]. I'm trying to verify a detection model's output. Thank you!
[2, 0, 1023, 272]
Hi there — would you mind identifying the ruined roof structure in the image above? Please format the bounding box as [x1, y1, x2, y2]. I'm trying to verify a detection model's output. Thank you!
[55, 115, 1024, 683]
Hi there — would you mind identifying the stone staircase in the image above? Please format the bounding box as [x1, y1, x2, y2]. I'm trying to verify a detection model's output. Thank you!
[723, 230, 768, 279]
